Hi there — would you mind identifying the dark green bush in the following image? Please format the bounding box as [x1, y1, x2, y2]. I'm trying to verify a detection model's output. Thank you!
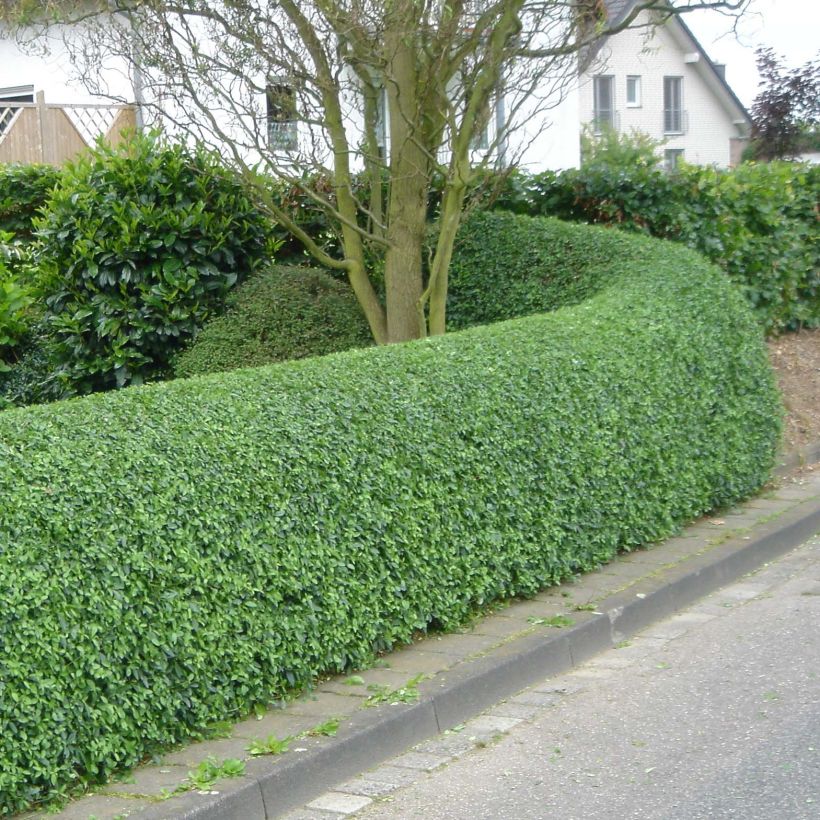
[35, 132, 276, 394]
[0, 163, 62, 240]
[505, 158, 819, 334]
[172, 265, 372, 378]
[446, 210, 643, 329]
[0, 322, 57, 409]
[0, 214, 780, 814]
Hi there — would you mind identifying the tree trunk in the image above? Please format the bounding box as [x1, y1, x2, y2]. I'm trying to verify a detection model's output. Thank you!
[383, 33, 430, 343]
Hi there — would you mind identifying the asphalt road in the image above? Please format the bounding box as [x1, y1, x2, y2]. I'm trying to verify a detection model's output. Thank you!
[352, 535, 820, 820]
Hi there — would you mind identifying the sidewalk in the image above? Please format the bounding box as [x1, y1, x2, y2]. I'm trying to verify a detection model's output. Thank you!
[34, 454, 820, 820]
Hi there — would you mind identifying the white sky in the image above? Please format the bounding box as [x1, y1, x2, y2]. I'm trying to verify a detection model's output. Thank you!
[683, 0, 820, 109]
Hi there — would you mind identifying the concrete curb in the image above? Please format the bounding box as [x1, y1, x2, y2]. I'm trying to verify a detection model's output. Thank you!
[131, 476, 820, 820]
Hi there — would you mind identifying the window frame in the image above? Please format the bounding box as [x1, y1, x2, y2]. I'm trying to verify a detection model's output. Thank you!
[626, 75, 641, 108]
[0, 84, 34, 136]
[592, 75, 615, 133]
[663, 76, 684, 135]
[664, 148, 684, 172]
[266, 83, 298, 152]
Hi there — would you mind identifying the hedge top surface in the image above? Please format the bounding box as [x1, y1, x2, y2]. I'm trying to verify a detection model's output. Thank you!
[0, 213, 781, 814]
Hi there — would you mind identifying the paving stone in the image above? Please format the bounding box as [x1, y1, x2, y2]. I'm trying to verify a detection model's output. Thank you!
[614, 549, 674, 566]
[465, 715, 523, 734]
[596, 562, 656, 583]
[585, 653, 635, 670]
[390, 751, 450, 771]
[364, 765, 425, 786]
[497, 599, 567, 620]
[282, 809, 341, 820]
[47, 794, 150, 819]
[411, 732, 476, 758]
[318, 667, 411, 696]
[531, 679, 587, 697]
[510, 690, 562, 707]
[98, 763, 188, 797]
[306, 792, 373, 814]
[381, 648, 453, 675]
[464, 615, 533, 639]
[159, 735, 253, 766]
[640, 611, 717, 639]
[713, 582, 770, 602]
[287, 691, 365, 717]
[421, 632, 503, 658]
[335, 777, 405, 798]
[230, 711, 319, 740]
[486, 701, 543, 720]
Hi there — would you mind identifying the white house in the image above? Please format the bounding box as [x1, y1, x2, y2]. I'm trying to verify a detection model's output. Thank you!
[0, 2, 749, 172]
[580, 0, 751, 168]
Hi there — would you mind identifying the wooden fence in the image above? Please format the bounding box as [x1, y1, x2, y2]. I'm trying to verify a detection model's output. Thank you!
[0, 91, 136, 166]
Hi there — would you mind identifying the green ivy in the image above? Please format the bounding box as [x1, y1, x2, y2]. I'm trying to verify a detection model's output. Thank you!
[0, 215, 780, 814]
[34, 132, 277, 394]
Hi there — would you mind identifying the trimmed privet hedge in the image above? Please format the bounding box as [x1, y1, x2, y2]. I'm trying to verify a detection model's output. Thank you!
[446, 210, 643, 330]
[0, 216, 780, 813]
[173, 265, 372, 378]
[501, 161, 819, 334]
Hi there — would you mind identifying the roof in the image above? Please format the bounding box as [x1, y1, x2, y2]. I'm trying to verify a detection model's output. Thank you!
[598, 0, 751, 124]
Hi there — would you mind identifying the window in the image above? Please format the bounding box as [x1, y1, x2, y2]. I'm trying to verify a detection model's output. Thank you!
[0, 84, 34, 136]
[593, 76, 614, 133]
[626, 76, 641, 107]
[664, 148, 684, 171]
[375, 86, 388, 156]
[266, 84, 298, 151]
[663, 76, 684, 134]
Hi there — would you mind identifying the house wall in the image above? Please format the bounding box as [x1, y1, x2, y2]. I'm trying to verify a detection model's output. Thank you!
[578, 10, 743, 167]
[508, 89, 580, 172]
[0, 24, 134, 105]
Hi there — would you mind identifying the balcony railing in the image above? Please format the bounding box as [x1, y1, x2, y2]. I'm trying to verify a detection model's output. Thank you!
[0, 91, 136, 166]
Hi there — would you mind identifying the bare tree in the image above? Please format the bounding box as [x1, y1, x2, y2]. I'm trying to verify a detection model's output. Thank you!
[4, 0, 750, 342]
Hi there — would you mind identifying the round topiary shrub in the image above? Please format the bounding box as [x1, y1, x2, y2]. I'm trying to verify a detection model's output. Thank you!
[34, 132, 276, 393]
[173, 265, 372, 378]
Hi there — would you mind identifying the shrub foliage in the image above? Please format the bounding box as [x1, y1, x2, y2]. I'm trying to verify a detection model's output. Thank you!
[35, 132, 275, 393]
[0, 163, 62, 240]
[500, 158, 818, 334]
[0, 214, 781, 813]
[173, 265, 372, 378]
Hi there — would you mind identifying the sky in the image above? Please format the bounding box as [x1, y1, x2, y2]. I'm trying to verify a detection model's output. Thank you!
[683, 0, 820, 109]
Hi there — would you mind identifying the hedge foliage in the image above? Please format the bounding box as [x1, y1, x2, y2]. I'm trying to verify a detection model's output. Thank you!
[34, 132, 276, 394]
[500, 159, 819, 334]
[446, 210, 642, 330]
[0, 164, 62, 240]
[173, 265, 372, 378]
[0, 214, 781, 813]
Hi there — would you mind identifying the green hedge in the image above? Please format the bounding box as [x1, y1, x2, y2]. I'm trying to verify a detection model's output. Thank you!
[173, 265, 372, 378]
[505, 161, 819, 334]
[446, 210, 643, 330]
[0, 164, 62, 240]
[0, 214, 780, 813]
